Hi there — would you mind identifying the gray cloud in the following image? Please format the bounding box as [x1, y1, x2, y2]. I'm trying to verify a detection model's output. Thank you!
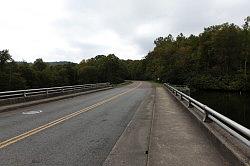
[0, 0, 249, 62]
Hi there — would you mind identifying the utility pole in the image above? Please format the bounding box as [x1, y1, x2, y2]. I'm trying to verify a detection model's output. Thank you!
[9, 62, 12, 89]
[243, 16, 250, 90]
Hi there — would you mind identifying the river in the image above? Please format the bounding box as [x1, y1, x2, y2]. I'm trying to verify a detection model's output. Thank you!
[191, 91, 250, 129]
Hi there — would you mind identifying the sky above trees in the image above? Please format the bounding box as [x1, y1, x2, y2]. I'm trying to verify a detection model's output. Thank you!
[0, 0, 249, 62]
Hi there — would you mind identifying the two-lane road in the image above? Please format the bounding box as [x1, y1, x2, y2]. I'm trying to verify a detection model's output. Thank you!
[0, 81, 153, 166]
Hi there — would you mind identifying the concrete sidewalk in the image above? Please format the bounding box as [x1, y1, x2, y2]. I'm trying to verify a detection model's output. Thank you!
[147, 87, 229, 166]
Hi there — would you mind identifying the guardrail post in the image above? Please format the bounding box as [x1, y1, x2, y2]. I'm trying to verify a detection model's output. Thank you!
[46, 89, 49, 97]
[180, 94, 183, 100]
[23, 91, 27, 98]
[188, 99, 193, 108]
[175, 91, 178, 96]
[203, 111, 208, 122]
[62, 88, 64, 93]
[203, 106, 208, 122]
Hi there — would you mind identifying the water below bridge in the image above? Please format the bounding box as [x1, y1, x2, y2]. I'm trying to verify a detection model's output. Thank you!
[191, 90, 250, 128]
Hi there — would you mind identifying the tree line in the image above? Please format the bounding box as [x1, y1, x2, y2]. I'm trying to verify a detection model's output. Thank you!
[0, 53, 131, 91]
[0, 17, 249, 91]
[140, 17, 250, 91]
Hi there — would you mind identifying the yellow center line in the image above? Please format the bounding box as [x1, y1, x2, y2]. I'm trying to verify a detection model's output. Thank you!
[0, 82, 142, 149]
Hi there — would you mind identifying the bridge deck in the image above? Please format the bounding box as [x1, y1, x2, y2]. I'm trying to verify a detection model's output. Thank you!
[0, 82, 238, 165]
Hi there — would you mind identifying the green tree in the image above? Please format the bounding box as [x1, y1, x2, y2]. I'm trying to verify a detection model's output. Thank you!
[33, 58, 47, 71]
[79, 66, 98, 83]
[0, 49, 12, 69]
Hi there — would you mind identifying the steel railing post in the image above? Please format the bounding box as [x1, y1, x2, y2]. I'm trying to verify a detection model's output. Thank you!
[188, 99, 193, 108]
[202, 105, 208, 122]
[203, 109, 209, 122]
[23, 91, 27, 98]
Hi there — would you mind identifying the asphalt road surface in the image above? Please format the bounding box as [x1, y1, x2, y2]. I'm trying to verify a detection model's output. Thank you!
[0, 81, 152, 166]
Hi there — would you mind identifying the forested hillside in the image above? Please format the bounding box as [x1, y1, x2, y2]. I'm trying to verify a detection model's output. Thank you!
[0, 17, 249, 91]
[0, 53, 129, 91]
[140, 17, 250, 91]
[144, 17, 250, 90]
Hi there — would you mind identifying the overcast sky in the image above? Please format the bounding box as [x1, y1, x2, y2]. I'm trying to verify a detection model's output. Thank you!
[0, 0, 249, 63]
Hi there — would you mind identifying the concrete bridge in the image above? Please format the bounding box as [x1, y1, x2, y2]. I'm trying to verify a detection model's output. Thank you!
[0, 82, 249, 166]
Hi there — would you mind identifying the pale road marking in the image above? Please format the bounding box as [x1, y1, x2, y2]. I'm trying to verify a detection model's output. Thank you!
[164, 111, 177, 114]
[0, 82, 142, 149]
[22, 110, 43, 115]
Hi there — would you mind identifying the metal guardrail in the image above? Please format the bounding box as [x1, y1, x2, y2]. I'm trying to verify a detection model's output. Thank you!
[171, 84, 190, 96]
[164, 83, 250, 146]
[0, 83, 110, 100]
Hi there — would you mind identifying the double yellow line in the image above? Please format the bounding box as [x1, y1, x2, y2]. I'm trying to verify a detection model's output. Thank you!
[0, 82, 142, 149]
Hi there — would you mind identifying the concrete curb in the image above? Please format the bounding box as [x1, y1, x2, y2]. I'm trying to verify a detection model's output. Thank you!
[0, 87, 113, 113]
[163, 85, 250, 166]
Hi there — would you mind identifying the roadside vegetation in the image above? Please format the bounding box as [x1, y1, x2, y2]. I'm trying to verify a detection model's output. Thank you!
[141, 17, 250, 91]
[0, 17, 249, 91]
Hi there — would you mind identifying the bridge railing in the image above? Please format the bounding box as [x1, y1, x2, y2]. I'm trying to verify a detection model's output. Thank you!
[164, 83, 250, 146]
[0, 82, 110, 100]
